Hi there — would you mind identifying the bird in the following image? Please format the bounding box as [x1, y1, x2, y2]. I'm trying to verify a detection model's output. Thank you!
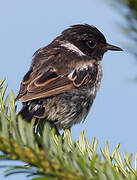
[16, 24, 123, 132]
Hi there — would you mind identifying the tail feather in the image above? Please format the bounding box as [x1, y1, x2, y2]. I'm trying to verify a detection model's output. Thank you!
[18, 106, 34, 122]
[18, 101, 45, 122]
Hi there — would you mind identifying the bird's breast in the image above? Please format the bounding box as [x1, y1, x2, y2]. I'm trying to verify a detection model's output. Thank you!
[88, 63, 102, 97]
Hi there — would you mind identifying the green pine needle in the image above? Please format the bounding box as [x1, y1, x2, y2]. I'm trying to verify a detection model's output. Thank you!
[0, 78, 137, 180]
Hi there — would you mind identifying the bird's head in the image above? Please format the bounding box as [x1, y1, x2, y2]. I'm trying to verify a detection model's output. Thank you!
[57, 24, 123, 60]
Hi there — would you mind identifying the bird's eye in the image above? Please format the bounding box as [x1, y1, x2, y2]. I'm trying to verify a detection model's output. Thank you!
[86, 40, 96, 48]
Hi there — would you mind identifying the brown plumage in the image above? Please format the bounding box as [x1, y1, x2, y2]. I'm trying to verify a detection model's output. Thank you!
[16, 24, 123, 130]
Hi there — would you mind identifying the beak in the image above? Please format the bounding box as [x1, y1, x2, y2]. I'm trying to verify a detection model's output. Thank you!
[106, 43, 123, 51]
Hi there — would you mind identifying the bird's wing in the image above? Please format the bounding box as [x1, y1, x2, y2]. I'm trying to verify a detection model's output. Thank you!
[16, 50, 98, 102]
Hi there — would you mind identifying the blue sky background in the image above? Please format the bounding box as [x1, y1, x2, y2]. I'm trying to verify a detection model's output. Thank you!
[0, 0, 137, 179]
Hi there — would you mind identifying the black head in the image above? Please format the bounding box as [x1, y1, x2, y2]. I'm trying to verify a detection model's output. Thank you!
[57, 24, 123, 60]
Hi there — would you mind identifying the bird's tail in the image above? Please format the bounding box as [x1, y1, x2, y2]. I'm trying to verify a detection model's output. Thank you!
[18, 104, 60, 135]
[18, 105, 34, 122]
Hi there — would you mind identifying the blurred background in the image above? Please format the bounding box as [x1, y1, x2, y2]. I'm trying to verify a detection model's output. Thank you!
[0, 0, 137, 179]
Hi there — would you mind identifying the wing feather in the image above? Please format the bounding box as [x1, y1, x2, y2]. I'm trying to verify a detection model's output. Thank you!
[16, 50, 98, 102]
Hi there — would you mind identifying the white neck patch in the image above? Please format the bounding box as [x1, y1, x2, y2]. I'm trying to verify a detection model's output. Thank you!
[60, 41, 86, 56]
